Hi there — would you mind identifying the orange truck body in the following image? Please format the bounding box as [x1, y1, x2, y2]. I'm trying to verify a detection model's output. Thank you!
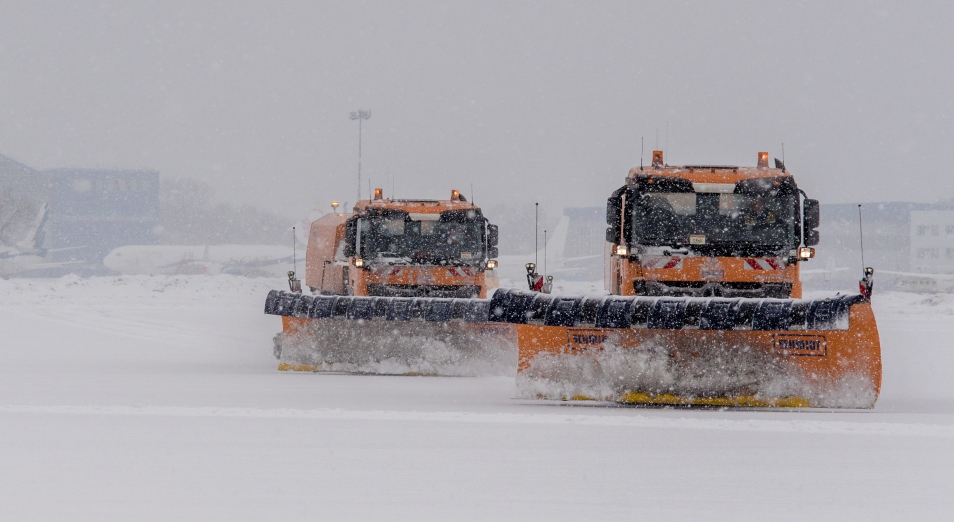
[605, 151, 817, 299]
[304, 189, 499, 299]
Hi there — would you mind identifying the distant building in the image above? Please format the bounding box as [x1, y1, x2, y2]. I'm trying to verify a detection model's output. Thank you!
[41, 168, 160, 266]
[910, 211, 954, 274]
[0, 154, 160, 275]
[815, 203, 954, 287]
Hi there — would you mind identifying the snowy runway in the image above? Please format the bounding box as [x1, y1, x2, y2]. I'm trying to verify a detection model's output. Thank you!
[1, 276, 953, 520]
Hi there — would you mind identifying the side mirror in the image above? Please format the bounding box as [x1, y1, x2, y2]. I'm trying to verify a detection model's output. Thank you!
[606, 194, 622, 226]
[803, 199, 820, 230]
[488, 247, 499, 259]
[804, 229, 820, 246]
[343, 218, 356, 257]
[606, 189, 624, 242]
[487, 224, 499, 247]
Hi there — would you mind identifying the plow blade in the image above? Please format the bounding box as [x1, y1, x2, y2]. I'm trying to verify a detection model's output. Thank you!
[264, 289, 881, 408]
[264, 291, 516, 376]
[491, 290, 882, 408]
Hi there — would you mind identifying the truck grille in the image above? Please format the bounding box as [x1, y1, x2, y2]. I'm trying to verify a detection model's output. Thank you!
[366, 284, 481, 298]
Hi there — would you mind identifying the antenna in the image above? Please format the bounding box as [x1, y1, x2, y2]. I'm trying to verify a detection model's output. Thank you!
[535, 203, 539, 270]
[390, 167, 393, 199]
[471, 183, 474, 204]
[665, 121, 669, 157]
[640, 137, 644, 170]
[544, 229, 547, 279]
[292, 226, 297, 274]
[858, 204, 866, 271]
[782, 143, 785, 165]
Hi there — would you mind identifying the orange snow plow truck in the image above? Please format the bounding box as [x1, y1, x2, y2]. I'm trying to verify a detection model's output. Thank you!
[510, 151, 881, 408]
[266, 153, 881, 408]
[270, 188, 516, 375]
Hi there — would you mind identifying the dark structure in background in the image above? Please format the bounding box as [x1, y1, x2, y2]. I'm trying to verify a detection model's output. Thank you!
[814, 202, 954, 289]
[42, 168, 160, 271]
[0, 154, 160, 275]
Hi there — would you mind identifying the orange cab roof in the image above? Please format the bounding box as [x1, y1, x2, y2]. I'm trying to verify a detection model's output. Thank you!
[626, 165, 790, 184]
[353, 198, 478, 214]
[627, 150, 791, 184]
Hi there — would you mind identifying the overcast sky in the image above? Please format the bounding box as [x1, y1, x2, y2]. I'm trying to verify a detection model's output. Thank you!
[0, 1, 951, 218]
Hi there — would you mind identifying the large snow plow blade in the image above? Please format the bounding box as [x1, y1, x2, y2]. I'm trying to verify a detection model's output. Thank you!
[264, 291, 516, 376]
[493, 290, 882, 408]
[264, 289, 881, 407]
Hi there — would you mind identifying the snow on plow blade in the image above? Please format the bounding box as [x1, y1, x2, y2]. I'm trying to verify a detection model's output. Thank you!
[264, 291, 516, 376]
[491, 289, 882, 409]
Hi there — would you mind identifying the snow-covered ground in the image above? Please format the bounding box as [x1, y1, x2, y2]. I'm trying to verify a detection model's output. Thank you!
[1, 275, 953, 520]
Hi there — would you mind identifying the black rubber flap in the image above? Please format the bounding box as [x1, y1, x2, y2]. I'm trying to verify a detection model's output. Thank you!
[309, 296, 338, 319]
[682, 299, 706, 328]
[526, 294, 552, 325]
[699, 299, 740, 330]
[504, 292, 537, 324]
[425, 299, 453, 322]
[346, 298, 373, 321]
[332, 297, 351, 318]
[734, 300, 760, 329]
[386, 298, 412, 321]
[545, 297, 582, 327]
[282, 291, 302, 316]
[464, 300, 491, 322]
[263, 290, 285, 315]
[449, 299, 471, 321]
[648, 299, 688, 330]
[488, 289, 514, 322]
[292, 295, 313, 318]
[629, 299, 654, 327]
[578, 297, 605, 326]
[597, 298, 633, 328]
[789, 300, 810, 330]
[807, 296, 854, 331]
[407, 298, 429, 321]
[753, 300, 793, 331]
[371, 298, 389, 319]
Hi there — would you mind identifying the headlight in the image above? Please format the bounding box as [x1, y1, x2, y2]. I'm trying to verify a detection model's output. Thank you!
[797, 247, 815, 260]
[486, 259, 498, 269]
[615, 245, 629, 256]
[354, 258, 365, 268]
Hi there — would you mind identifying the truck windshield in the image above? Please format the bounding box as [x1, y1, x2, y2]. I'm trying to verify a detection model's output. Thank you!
[631, 192, 797, 253]
[359, 214, 485, 265]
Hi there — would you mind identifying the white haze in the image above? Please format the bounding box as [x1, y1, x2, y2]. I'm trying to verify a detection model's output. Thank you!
[0, 1, 950, 222]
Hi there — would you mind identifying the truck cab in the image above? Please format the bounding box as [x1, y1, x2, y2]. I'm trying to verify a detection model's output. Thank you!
[305, 189, 500, 298]
[605, 151, 819, 298]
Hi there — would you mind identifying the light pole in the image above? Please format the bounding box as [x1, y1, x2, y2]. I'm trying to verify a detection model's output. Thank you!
[349, 109, 371, 202]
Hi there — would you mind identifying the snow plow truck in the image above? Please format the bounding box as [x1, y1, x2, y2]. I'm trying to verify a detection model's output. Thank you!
[266, 153, 881, 408]
[270, 188, 516, 375]
[509, 151, 881, 408]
